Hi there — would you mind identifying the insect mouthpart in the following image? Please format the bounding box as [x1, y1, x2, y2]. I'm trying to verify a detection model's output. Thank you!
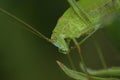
[52, 40, 69, 54]
[51, 36, 69, 54]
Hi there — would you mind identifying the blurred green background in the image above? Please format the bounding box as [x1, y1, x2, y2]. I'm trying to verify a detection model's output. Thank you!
[0, 0, 120, 80]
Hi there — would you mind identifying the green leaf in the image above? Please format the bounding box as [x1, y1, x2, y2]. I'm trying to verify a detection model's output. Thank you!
[57, 61, 120, 80]
[89, 67, 120, 77]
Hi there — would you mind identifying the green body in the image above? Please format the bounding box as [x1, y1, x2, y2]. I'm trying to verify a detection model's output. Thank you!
[51, 0, 120, 53]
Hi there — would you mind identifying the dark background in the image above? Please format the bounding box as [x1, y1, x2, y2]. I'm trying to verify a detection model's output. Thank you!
[0, 0, 120, 80]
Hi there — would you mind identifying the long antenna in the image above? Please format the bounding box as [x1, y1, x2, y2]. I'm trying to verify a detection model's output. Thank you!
[0, 8, 51, 42]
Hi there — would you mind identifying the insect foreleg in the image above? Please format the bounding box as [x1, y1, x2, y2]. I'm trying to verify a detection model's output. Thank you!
[66, 52, 76, 70]
[70, 25, 100, 51]
[72, 39, 90, 80]
[78, 28, 98, 45]
[0, 8, 51, 43]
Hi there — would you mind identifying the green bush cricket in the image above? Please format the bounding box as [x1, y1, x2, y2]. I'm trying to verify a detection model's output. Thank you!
[0, 0, 120, 80]
[1, 0, 120, 54]
[51, 0, 120, 53]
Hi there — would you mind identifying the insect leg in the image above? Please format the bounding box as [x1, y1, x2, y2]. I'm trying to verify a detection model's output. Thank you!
[66, 52, 76, 70]
[67, 0, 91, 25]
[77, 28, 107, 69]
[0, 8, 51, 43]
[78, 26, 107, 69]
[78, 19, 101, 45]
[78, 27, 107, 69]
[64, 39, 76, 70]
[79, 29, 97, 45]
[92, 37, 107, 69]
[72, 39, 90, 80]
[70, 26, 99, 51]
